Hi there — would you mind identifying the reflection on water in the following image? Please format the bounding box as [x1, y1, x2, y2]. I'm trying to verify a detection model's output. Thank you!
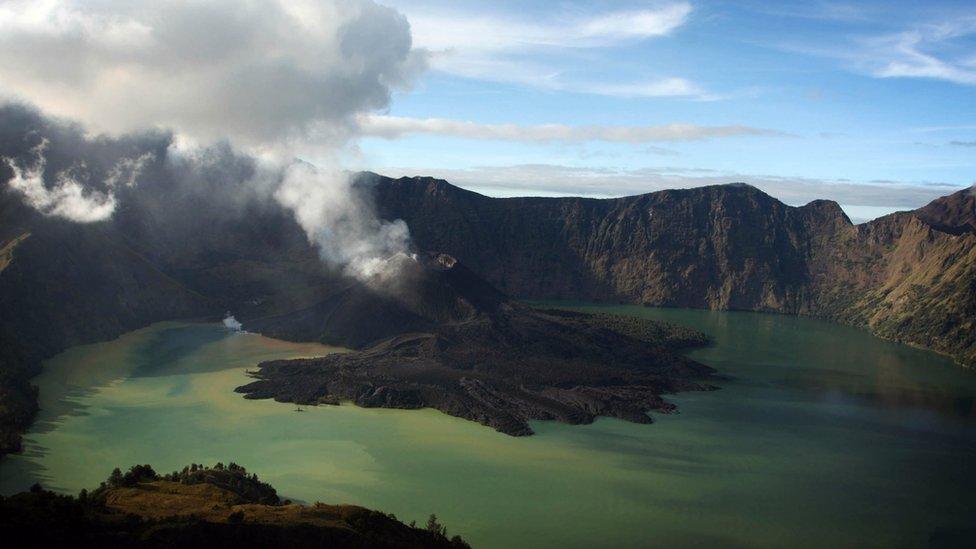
[781, 367, 976, 420]
[1, 308, 975, 548]
[129, 325, 231, 378]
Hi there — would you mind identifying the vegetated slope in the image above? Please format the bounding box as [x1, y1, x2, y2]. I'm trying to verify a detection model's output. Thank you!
[0, 463, 469, 548]
[367, 174, 976, 367]
[807, 202, 976, 366]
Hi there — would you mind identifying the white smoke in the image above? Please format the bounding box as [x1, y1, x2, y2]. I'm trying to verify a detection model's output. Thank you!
[275, 161, 412, 280]
[222, 314, 244, 332]
[2, 140, 123, 223]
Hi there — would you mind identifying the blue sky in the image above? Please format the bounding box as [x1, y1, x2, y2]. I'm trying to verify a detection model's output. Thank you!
[351, 0, 976, 220]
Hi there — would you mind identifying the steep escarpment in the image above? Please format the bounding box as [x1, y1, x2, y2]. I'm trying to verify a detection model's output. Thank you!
[237, 253, 715, 436]
[366, 174, 975, 366]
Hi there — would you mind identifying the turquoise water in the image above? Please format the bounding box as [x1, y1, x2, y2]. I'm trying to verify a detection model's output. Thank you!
[1, 307, 975, 548]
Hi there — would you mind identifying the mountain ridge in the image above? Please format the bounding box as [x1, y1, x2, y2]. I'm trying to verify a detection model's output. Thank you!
[367, 174, 974, 366]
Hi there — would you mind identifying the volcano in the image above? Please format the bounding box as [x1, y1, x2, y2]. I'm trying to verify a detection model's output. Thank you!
[236, 252, 716, 436]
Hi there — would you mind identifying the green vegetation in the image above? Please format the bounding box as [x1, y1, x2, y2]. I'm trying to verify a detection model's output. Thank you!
[94, 462, 280, 506]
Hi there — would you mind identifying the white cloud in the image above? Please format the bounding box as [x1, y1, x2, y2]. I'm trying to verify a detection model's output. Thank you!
[868, 23, 976, 86]
[398, 1, 708, 98]
[0, 0, 426, 148]
[0, 0, 428, 269]
[578, 77, 720, 100]
[791, 15, 976, 86]
[358, 115, 781, 143]
[3, 141, 117, 223]
[408, 3, 690, 53]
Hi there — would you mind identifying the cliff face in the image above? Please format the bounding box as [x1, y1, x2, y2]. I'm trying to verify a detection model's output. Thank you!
[367, 175, 975, 367]
[0, 193, 212, 454]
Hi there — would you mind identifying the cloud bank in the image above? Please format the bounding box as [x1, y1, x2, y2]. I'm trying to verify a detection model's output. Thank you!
[0, 0, 425, 147]
[358, 115, 780, 143]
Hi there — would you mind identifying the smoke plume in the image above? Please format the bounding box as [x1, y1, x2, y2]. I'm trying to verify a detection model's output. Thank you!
[0, 0, 427, 280]
[222, 314, 244, 332]
[275, 162, 412, 280]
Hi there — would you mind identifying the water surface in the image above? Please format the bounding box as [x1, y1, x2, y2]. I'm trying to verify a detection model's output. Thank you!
[2, 307, 975, 548]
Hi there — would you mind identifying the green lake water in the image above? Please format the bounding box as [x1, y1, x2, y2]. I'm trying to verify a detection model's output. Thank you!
[1, 306, 975, 547]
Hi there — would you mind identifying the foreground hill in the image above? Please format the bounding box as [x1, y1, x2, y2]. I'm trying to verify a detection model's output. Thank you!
[0, 463, 468, 548]
[367, 174, 976, 367]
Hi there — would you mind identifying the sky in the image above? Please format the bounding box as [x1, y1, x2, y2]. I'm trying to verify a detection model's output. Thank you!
[351, 0, 976, 221]
[0, 0, 973, 223]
